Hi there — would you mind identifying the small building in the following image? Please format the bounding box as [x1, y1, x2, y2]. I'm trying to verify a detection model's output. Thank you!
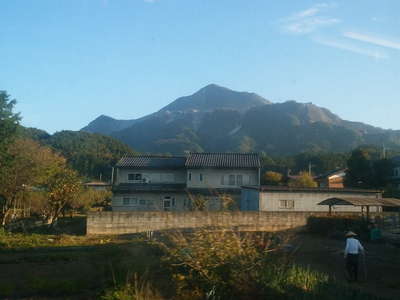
[390, 156, 400, 189]
[83, 181, 111, 191]
[112, 153, 261, 211]
[315, 169, 346, 188]
[240, 186, 382, 213]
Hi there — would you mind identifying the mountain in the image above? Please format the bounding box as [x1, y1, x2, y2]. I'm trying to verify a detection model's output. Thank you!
[81, 84, 400, 155]
[82, 84, 270, 135]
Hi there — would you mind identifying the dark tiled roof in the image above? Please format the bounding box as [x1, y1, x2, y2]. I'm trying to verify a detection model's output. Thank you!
[186, 188, 241, 195]
[185, 153, 260, 169]
[116, 156, 186, 169]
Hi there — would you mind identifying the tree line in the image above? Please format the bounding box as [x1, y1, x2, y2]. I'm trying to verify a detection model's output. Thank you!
[260, 147, 396, 190]
[0, 91, 112, 227]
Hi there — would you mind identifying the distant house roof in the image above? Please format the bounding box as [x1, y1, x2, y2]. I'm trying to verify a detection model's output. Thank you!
[116, 156, 186, 169]
[242, 185, 380, 194]
[315, 168, 347, 180]
[185, 153, 260, 169]
[84, 181, 111, 186]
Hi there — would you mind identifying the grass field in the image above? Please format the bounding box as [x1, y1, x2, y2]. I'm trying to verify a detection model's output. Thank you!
[0, 217, 398, 299]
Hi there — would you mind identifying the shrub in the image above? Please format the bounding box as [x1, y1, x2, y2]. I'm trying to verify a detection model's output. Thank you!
[161, 229, 289, 299]
[307, 216, 369, 239]
[102, 274, 163, 300]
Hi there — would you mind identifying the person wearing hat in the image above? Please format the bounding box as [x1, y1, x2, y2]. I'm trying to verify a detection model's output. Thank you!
[344, 231, 365, 282]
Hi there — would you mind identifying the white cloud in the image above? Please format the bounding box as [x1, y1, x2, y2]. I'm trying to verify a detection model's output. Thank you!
[281, 3, 340, 34]
[344, 32, 400, 50]
[314, 37, 388, 59]
[284, 17, 340, 34]
[295, 7, 320, 18]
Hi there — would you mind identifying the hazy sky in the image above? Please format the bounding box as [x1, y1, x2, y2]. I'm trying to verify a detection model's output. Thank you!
[1, 0, 399, 133]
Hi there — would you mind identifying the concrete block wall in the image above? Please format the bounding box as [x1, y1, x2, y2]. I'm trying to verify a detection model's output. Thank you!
[86, 211, 355, 235]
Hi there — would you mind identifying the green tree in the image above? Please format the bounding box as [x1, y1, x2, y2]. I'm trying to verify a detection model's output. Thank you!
[70, 188, 112, 213]
[372, 159, 394, 189]
[0, 139, 65, 225]
[238, 136, 256, 152]
[0, 137, 85, 226]
[263, 171, 283, 186]
[44, 167, 82, 225]
[0, 91, 20, 177]
[288, 171, 318, 188]
[345, 149, 373, 188]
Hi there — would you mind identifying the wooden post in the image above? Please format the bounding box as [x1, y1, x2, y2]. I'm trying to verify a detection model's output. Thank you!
[366, 206, 370, 221]
[329, 205, 332, 215]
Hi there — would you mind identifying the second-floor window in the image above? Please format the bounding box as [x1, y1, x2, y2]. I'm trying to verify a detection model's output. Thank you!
[128, 173, 142, 181]
[228, 175, 235, 185]
[199, 174, 203, 182]
[188, 172, 192, 181]
[236, 175, 243, 186]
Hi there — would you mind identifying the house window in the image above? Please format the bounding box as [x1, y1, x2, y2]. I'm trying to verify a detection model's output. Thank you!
[123, 197, 130, 205]
[279, 200, 294, 209]
[188, 173, 192, 181]
[236, 175, 243, 186]
[220, 175, 225, 185]
[199, 174, 203, 182]
[139, 199, 146, 205]
[128, 173, 142, 181]
[228, 175, 235, 186]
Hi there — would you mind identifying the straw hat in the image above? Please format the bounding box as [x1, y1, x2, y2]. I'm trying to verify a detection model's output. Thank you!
[345, 231, 357, 237]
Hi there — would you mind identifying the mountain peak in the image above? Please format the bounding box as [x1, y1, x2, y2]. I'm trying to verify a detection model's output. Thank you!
[159, 84, 270, 113]
[81, 114, 137, 135]
[198, 83, 229, 92]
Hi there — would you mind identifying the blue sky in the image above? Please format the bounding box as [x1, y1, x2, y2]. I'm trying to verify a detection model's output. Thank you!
[1, 0, 399, 133]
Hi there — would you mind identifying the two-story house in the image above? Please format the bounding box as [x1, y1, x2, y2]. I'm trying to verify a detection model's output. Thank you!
[111, 153, 261, 211]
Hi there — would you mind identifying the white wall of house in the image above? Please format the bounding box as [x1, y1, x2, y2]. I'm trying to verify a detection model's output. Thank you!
[186, 169, 259, 189]
[116, 169, 186, 185]
[112, 192, 190, 211]
[259, 191, 381, 212]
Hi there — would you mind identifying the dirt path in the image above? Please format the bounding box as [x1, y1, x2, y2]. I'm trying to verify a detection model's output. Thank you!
[293, 234, 400, 300]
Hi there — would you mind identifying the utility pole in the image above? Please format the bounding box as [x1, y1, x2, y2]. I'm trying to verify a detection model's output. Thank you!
[308, 162, 312, 176]
[382, 144, 387, 159]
